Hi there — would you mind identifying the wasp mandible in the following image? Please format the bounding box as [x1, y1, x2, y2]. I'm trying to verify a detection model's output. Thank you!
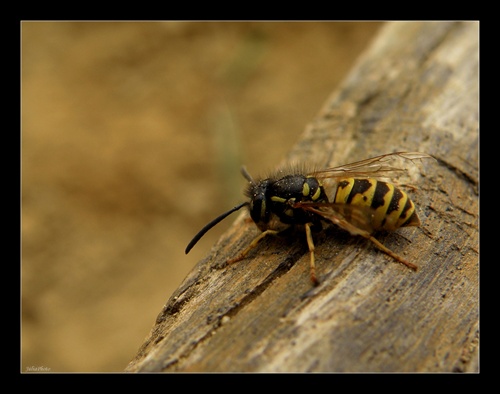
[185, 152, 434, 285]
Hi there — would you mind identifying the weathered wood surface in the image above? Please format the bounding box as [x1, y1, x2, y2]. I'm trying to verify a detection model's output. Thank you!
[126, 21, 479, 373]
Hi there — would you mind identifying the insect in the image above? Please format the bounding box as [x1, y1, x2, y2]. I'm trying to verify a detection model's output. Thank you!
[185, 152, 433, 285]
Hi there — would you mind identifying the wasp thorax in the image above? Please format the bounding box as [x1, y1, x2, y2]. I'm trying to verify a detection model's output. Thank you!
[246, 174, 329, 232]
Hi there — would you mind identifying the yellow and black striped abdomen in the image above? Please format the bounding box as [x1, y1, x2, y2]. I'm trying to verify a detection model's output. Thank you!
[334, 178, 420, 231]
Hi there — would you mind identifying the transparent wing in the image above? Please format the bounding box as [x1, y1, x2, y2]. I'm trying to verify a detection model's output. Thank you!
[295, 201, 420, 270]
[310, 152, 434, 180]
[295, 201, 375, 234]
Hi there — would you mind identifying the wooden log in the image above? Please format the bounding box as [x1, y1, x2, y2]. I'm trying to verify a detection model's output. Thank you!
[126, 21, 479, 373]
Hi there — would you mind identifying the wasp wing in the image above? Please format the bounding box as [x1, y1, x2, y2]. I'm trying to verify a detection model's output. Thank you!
[296, 202, 420, 270]
[296, 201, 376, 235]
[310, 152, 433, 180]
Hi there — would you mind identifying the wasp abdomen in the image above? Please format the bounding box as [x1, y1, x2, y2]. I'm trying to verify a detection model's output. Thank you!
[334, 178, 420, 231]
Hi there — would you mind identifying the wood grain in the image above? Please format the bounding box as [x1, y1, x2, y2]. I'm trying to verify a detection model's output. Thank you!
[126, 21, 479, 373]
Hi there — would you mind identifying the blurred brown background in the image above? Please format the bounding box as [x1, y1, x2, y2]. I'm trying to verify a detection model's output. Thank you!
[21, 21, 383, 372]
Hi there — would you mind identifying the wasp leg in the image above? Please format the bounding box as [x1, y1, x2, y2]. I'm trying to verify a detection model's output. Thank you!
[298, 205, 418, 271]
[365, 234, 418, 271]
[304, 223, 319, 286]
[227, 229, 279, 265]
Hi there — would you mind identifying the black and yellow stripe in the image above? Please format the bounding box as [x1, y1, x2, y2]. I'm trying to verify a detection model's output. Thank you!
[334, 178, 420, 231]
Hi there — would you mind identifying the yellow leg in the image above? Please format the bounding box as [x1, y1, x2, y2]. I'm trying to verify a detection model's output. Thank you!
[367, 235, 418, 271]
[227, 229, 279, 265]
[305, 223, 319, 286]
[296, 205, 418, 272]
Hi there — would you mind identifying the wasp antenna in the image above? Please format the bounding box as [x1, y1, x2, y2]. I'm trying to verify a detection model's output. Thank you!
[185, 202, 249, 254]
[240, 166, 255, 184]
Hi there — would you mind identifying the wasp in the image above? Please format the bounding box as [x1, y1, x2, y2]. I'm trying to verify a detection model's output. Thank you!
[185, 152, 433, 285]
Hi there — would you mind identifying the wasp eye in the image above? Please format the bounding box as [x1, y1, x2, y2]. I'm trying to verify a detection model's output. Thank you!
[247, 180, 270, 225]
[249, 195, 267, 224]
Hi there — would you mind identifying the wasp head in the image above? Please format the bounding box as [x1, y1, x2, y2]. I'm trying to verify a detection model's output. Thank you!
[245, 178, 271, 230]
